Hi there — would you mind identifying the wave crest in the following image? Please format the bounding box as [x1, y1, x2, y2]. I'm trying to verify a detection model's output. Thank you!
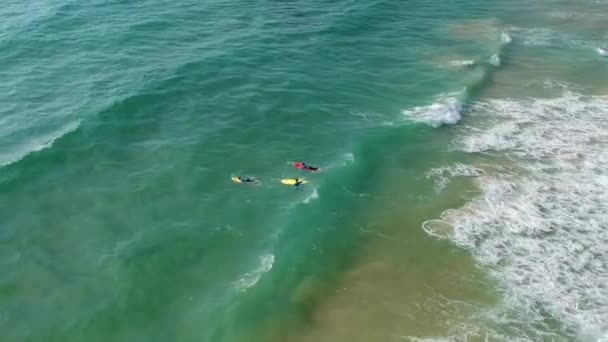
[0, 120, 80, 168]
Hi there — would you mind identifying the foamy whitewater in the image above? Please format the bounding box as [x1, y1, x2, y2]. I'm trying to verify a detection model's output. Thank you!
[425, 163, 485, 193]
[235, 254, 275, 291]
[448, 60, 476, 68]
[401, 93, 463, 127]
[510, 26, 605, 53]
[424, 92, 608, 341]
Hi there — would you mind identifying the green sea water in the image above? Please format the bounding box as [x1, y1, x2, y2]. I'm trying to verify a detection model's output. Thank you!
[1, 0, 607, 341]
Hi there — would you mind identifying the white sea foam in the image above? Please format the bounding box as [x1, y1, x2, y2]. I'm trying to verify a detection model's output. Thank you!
[402, 93, 462, 127]
[489, 53, 501, 67]
[549, 10, 576, 20]
[401, 330, 531, 342]
[510, 27, 556, 47]
[433, 59, 475, 70]
[455, 121, 520, 153]
[424, 92, 608, 340]
[510, 26, 603, 52]
[302, 187, 319, 204]
[501, 31, 512, 44]
[508, 26, 586, 49]
[597, 47, 608, 57]
[548, 10, 607, 24]
[438, 31, 508, 70]
[343, 152, 355, 164]
[318, 152, 355, 173]
[425, 163, 484, 192]
[448, 60, 476, 67]
[0, 120, 80, 167]
[234, 254, 274, 291]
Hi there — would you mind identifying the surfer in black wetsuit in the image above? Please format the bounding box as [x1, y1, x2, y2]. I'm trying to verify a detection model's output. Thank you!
[238, 176, 255, 183]
[301, 163, 318, 171]
[294, 178, 304, 188]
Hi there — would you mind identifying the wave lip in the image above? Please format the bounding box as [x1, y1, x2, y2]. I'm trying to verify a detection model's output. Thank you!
[424, 92, 608, 340]
[0, 120, 80, 168]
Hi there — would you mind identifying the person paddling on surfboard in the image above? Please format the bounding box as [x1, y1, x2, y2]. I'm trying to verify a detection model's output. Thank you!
[302, 163, 318, 171]
[238, 176, 256, 183]
[293, 162, 318, 171]
[294, 178, 305, 188]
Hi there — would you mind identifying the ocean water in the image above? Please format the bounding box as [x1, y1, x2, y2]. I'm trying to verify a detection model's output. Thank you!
[1, 0, 607, 341]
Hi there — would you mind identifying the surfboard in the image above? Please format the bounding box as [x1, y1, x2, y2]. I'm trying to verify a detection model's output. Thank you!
[231, 176, 242, 183]
[281, 179, 308, 185]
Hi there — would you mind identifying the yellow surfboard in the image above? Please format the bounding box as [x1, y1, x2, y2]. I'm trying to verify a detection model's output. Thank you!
[281, 179, 308, 185]
[231, 176, 242, 183]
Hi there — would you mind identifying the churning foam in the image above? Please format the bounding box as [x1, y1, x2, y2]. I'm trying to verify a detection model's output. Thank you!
[425, 163, 484, 192]
[424, 92, 608, 340]
[0, 120, 80, 167]
[402, 93, 463, 127]
[598, 47, 608, 57]
[489, 53, 501, 67]
[234, 254, 275, 291]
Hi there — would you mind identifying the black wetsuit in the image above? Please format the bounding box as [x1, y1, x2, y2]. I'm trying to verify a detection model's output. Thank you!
[302, 163, 318, 171]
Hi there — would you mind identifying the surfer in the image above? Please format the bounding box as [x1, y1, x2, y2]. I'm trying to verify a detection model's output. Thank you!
[238, 176, 256, 183]
[301, 163, 318, 171]
[294, 178, 304, 188]
[294, 162, 318, 171]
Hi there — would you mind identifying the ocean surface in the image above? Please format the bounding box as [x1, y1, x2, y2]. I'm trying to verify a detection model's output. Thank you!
[1, 0, 607, 341]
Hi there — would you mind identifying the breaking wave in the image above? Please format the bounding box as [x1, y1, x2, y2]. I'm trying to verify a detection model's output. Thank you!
[0, 120, 80, 168]
[403, 32, 511, 127]
[424, 92, 608, 340]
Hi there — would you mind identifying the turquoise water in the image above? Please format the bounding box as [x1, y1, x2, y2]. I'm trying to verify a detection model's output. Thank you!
[2, 0, 608, 341]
